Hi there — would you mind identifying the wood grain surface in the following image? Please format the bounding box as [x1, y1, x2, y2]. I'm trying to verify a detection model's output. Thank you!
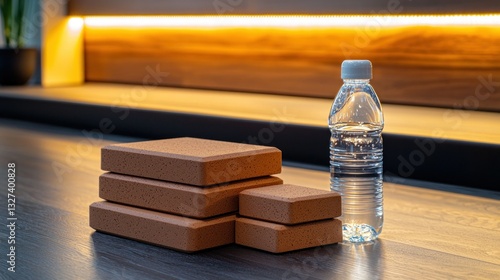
[0, 118, 499, 279]
[84, 25, 500, 111]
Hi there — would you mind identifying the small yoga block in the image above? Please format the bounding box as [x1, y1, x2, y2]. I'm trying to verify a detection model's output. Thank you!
[101, 137, 282, 186]
[89, 201, 235, 252]
[235, 217, 342, 253]
[239, 184, 341, 225]
[99, 172, 283, 218]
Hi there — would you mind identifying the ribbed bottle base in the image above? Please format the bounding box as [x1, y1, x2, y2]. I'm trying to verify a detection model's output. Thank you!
[342, 223, 379, 243]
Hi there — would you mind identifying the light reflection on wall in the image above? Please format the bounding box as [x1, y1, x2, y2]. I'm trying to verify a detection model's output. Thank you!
[83, 14, 500, 28]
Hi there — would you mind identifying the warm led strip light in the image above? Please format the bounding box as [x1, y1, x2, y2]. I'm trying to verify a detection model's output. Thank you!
[84, 15, 500, 28]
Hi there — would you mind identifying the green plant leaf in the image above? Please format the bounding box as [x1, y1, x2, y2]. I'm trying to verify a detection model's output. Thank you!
[14, 0, 25, 47]
[0, 0, 13, 48]
[1, 0, 27, 48]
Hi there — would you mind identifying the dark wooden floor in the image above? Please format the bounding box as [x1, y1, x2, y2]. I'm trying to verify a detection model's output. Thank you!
[0, 118, 499, 279]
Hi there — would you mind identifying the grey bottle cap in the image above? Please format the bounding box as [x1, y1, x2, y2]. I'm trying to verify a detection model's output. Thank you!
[341, 60, 372, 79]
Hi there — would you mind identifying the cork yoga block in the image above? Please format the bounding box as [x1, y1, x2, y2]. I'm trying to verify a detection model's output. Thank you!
[89, 201, 235, 252]
[235, 217, 342, 253]
[239, 184, 341, 225]
[99, 173, 283, 218]
[101, 137, 282, 186]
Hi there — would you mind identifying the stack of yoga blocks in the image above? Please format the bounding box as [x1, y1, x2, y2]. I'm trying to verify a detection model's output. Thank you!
[89, 137, 342, 253]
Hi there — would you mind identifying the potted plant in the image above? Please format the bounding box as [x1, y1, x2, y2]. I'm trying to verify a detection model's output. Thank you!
[0, 0, 36, 85]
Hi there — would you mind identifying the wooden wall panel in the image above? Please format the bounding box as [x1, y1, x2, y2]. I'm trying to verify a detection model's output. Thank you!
[84, 26, 500, 111]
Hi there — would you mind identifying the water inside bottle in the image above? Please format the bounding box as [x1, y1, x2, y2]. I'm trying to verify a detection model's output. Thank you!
[329, 122, 383, 243]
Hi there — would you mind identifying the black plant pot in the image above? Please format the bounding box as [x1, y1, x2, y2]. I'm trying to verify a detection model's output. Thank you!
[0, 48, 37, 86]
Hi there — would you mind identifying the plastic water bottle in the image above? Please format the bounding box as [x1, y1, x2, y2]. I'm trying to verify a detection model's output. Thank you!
[329, 60, 384, 243]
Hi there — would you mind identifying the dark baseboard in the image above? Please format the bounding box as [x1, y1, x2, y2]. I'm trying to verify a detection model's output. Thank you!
[1, 94, 498, 190]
